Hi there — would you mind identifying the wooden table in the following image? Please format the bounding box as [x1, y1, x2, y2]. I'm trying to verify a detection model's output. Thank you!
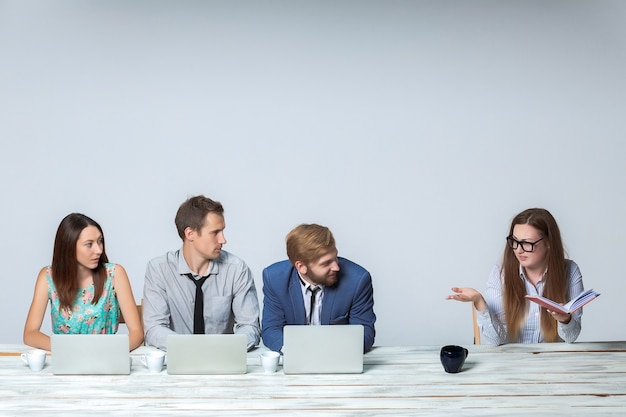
[1, 342, 625, 415]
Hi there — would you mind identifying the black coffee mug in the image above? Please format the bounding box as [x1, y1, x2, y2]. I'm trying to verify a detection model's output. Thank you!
[440, 345, 468, 373]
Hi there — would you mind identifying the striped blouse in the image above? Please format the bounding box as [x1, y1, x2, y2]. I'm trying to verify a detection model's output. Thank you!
[476, 259, 584, 345]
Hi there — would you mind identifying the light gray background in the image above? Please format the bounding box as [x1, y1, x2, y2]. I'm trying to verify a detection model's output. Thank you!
[1, 1, 624, 346]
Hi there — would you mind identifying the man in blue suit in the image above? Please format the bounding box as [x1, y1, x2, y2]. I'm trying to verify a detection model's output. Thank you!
[261, 224, 376, 352]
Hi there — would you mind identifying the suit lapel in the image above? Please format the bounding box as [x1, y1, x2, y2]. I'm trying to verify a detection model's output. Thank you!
[288, 270, 307, 324]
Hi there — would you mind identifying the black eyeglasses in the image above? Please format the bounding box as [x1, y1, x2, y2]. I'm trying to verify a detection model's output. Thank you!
[506, 236, 544, 253]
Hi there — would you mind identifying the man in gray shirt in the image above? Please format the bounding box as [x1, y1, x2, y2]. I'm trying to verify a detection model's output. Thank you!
[143, 195, 261, 350]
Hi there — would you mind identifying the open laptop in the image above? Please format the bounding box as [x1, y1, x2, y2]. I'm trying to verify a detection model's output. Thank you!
[51, 334, 130, 375]
[282, 324, 364, 374]
[166, 334, 247, 375]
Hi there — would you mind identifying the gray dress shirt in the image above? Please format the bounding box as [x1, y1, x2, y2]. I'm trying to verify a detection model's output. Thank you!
[143, 249, 261, 350]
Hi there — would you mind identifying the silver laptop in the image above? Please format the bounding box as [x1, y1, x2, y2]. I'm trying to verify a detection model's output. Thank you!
[51, 334, 130, 375]
[282, 325, 364, 374]
[166, 334, 247, 375]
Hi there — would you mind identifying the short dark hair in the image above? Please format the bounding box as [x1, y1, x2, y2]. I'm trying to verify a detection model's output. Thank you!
[175, 195, 224, 240]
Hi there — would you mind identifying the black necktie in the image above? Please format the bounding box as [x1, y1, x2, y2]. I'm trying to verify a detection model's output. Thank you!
[308, 286, 320, 325]
[185, 273, 210, 334]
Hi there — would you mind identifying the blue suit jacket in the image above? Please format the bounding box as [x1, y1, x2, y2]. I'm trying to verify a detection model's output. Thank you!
[261, 257, 376, 352]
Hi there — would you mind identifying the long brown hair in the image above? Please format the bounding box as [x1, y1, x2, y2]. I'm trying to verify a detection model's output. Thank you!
[51, 213, 109, 311]
[501, 208, 567, 342]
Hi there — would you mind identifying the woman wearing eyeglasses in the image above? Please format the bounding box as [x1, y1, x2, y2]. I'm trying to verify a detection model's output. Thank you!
[447, 208, 584, 345]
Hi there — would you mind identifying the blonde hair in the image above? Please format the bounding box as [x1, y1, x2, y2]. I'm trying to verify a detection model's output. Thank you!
[286, 224, 336, 265]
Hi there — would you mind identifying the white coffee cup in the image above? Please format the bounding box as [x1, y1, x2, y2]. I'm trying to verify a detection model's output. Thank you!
[21, 349, 47, 372]
[141, 351, 166, 373]
[260, 351, 280, 374]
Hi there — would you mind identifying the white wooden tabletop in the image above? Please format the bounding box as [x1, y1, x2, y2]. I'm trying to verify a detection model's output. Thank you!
[1, 342, 625, 416]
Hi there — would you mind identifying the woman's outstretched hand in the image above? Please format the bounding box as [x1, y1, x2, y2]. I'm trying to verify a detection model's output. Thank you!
[446, 287, 487, 311]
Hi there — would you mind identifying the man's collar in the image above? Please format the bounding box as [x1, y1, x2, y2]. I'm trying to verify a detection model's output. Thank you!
[177, 248, 218, 277]
[297, 271, 323, 290]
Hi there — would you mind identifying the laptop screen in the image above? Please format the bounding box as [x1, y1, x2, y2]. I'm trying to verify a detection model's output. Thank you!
[282, 325, 364, 374]
[166, 334, 247, 375]
[51, 334, 130, 375]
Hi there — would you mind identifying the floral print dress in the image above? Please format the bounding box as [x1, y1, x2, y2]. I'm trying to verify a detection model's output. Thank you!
[46, 263, 120, 334]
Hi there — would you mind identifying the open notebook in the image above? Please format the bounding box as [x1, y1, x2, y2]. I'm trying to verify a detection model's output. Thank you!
[166, 334, 247, 375]
[282, 325, 364, 374]
[51, 334, 130, 375]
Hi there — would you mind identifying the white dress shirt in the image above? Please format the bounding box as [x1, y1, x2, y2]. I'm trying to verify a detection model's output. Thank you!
[298, 273, 324, 325]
